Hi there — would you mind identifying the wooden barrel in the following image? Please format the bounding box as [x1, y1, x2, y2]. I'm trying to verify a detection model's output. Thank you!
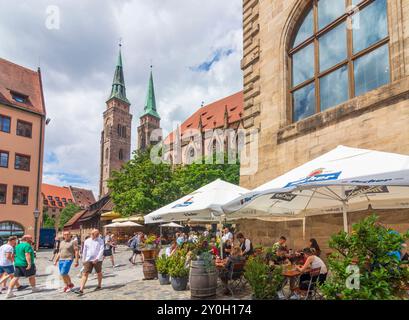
[189, 260, 217, 298]
[143, 259, 158, 280]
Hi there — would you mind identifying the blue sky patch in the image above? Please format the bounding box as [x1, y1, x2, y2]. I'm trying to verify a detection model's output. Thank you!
[190, 48, 234, 72]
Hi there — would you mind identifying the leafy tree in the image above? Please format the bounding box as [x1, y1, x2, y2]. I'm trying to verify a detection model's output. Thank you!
[320, 215, 409, 300]
[42, 213, 55, 229]
[108, 148, 177, 216]
[59, 203, 82, 230]
[108, 148, 240, 217]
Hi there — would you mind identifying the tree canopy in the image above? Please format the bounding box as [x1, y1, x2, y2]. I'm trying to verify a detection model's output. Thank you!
[108, 148, 240, 216]
[59, 203, 82, 230]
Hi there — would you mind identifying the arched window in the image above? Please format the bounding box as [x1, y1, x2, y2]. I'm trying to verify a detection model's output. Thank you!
[122, 126, 126, 138]
[0, 221, 24, 241]
[119, 149, 124, 161]
[289, 0, 390, 123]
[105, 148, 109, 161]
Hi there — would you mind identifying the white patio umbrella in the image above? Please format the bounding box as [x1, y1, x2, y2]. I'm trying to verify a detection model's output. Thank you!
[120, 221, 143, 227]
[103, 222, 123, 228]
[144, 179, 249, 224]
[160, 222, 183, 228]
[223, 146, 409, 232]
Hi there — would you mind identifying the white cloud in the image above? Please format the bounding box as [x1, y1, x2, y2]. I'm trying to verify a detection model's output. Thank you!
[0, 0, 243, 197]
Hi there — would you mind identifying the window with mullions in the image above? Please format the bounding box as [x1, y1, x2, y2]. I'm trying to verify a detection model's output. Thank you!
[289, 0, 390, 123]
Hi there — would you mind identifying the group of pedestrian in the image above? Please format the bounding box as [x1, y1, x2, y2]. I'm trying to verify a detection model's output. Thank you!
[0, 235, 39, 299]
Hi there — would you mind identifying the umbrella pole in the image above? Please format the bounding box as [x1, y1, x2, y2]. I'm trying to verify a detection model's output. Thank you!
[219, 216, 223, 260]
[342, 202, 348, 233]
[160, 225, 162, 249]
[302, 217, 306, 241]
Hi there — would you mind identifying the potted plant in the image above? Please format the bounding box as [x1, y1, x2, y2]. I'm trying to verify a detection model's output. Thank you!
[156, 254, 171, 285]
[189, 238, 217, 298]
[320, 215, 409, 300]
[169, 250, 189, 291]
[141, 235, 160, 260]
[244, 256, 284, 300]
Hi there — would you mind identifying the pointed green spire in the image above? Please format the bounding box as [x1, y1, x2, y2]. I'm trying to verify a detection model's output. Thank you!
[107, 44, 130, 104]
[142, 67, 160, 119]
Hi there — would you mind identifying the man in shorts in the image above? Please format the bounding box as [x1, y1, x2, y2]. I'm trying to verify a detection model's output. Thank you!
[103, 231, 117, 269]
[54, 231, 79, 292]
[0, 236, 27, 294]
[75, 229, 104, 296]
[6, 235, 40, 298]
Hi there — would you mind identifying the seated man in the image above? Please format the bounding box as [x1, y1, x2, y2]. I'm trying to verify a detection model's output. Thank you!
[218, 247, 245, 295]
[236, 233, 254, 257]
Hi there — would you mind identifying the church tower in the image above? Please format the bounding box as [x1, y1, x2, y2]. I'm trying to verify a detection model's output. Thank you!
[137, 68, 162, 151]
[99, 44, 132, 198]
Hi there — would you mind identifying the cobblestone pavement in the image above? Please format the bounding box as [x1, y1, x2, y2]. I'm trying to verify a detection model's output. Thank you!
[0, 246, 251, 300]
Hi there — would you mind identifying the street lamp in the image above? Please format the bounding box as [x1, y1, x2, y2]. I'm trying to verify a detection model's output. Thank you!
[33, 209, 40, 250]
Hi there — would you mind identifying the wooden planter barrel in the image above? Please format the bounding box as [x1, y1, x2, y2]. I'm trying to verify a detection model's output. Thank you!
[143, 259, 158, 280]
[141, 248, 159, 260]
[189, 260, 217, 298]
[141, 249, 160, 280]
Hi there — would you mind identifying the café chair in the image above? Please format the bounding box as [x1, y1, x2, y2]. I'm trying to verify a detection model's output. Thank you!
[297, 267, 322, 300]
[226, 261, 247, 297]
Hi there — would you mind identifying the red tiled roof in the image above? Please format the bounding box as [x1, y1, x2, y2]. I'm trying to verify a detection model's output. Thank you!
[0, 57, 45, 115]
[68, 186, 96, 209]
[42, 183, 74, 209]
[165, 91, 243, 144]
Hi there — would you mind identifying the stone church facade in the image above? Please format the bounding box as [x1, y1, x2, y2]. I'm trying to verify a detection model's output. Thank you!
[99, 46, 133, 198]
[238, 0, 409, 253]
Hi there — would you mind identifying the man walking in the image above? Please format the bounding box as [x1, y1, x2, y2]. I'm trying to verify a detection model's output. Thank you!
[128, 232, 140, 265]
[0, 236, 27, 294]
[75, 229, 104, 296]
[54, 231, 79, 292]
[103, 231, 117, 269]
[6, 235, 40, 298]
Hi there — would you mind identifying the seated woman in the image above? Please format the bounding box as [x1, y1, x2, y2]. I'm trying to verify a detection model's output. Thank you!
[309, 238, 321, 257]
[219, 247, 246, 295]
[296, 248, 328, 290]
[236, 233, 254, 257]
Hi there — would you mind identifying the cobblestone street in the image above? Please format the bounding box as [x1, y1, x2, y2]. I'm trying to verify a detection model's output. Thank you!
[0, 246, 251, 300]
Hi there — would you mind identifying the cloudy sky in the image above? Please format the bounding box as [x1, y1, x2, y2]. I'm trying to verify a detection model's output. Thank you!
[0, 0, 243, 197]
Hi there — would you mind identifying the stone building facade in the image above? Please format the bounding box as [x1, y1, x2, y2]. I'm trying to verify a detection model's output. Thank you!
[99, 46, 132, 198]
[238, 0, 409, 253]
[163, 92, 244, 165]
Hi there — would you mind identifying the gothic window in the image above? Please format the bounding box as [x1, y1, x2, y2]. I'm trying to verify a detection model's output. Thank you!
[105, 148, 109, 161]
[119, 149, 124, 160]
[289, 0, 390, 123]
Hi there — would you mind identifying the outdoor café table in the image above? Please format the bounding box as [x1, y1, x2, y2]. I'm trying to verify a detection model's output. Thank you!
[282, 268, 302, 299]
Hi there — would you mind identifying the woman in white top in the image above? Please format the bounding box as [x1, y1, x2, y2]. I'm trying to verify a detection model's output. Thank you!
[296, 248, 328, 288]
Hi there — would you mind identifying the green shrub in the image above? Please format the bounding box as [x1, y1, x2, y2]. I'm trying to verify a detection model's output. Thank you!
[244, 256, 284, 300]
[156, 254, 169, 275]
[320, 215, 409, 300]
[168, 249, 189, 278]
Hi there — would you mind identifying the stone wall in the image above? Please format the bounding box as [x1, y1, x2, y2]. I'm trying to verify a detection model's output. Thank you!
[240, 0, 409, 189]
[238, 0, 409, 250]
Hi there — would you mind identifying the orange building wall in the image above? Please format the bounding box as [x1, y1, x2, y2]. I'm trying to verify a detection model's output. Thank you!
[0, 103, 44, 243]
